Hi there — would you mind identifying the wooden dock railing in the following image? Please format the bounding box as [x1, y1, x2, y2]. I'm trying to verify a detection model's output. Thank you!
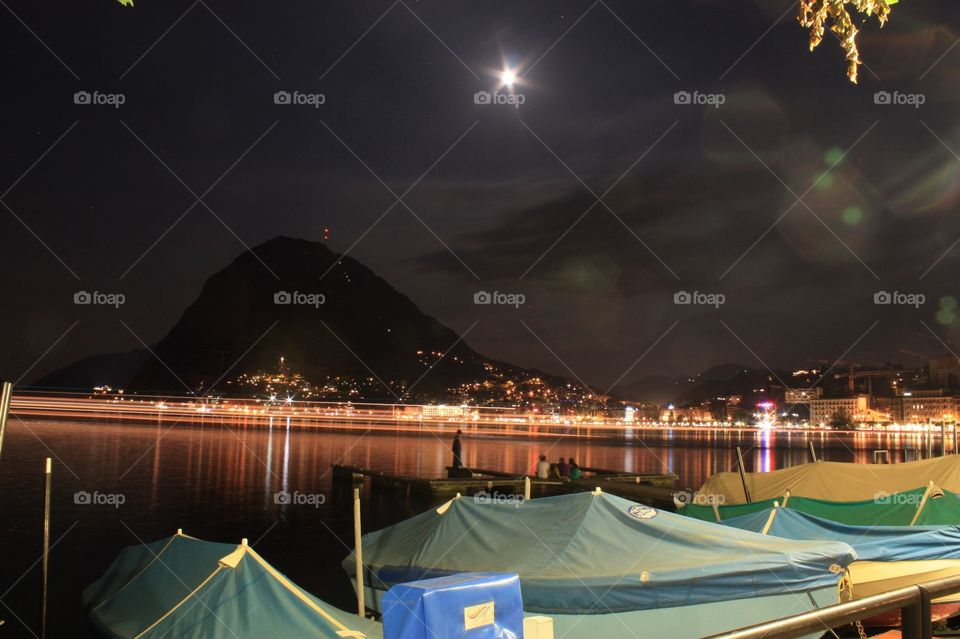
[705, 573, 960, 639]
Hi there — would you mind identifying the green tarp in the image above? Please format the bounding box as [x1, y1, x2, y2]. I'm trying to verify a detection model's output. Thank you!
[679, 486, 960, 526]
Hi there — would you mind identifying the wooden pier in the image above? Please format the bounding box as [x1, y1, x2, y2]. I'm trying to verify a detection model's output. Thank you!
[331, 464, 679, 508]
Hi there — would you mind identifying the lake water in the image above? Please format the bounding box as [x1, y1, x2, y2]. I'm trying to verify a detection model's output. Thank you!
[0, 418, 938, 637]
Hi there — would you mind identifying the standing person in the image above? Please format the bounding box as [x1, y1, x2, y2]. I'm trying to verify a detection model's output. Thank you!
[568, 458, 581, 480]
[557, 457, 569, 478]
[452, 429, 463, 469]
[536, 454, 550, 479]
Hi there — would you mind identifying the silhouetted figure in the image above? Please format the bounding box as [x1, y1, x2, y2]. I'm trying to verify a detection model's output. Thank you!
[568, 458, 581, 480]
[556, 457, 569, 478]
[452, 429, 463, 468]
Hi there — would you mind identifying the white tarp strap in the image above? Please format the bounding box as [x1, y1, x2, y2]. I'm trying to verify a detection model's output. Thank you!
[246, 547, 367, 638]
[133, 565, 224, 639]
[760, 501, 780, 535]
[910, 481, 935, 527]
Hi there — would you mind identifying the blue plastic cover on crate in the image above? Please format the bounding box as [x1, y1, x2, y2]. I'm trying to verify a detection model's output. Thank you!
[382, 572, 524, 639]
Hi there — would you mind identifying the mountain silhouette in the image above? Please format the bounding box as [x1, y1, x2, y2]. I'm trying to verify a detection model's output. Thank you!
[34, 237, 568, 401]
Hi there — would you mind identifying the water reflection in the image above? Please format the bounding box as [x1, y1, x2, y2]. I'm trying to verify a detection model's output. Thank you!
[0, 419, 945, 638]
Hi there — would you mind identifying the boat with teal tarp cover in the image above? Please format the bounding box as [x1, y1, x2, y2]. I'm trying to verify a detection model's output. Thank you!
[83, 530, 382, 639]
[343, 491, 858, 639]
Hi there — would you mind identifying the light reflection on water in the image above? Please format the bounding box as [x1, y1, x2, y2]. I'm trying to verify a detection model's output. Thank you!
[0, 418, 941, 638]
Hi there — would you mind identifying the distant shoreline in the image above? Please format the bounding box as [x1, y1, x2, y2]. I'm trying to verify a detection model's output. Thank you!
[7, 392, 947, 452]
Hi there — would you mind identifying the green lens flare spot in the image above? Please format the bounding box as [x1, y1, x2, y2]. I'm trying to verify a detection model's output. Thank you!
[824, 147, 845, 166]
[941, 296, 958, 311]
[841, 206, 863, 226]
[815, 173, 836, 191]
[936, 309, 956, 326]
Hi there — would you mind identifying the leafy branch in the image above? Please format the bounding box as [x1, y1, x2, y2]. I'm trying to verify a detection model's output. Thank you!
[799, 0, 900, 83]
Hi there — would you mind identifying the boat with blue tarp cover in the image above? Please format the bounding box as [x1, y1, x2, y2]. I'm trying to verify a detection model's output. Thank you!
[342, 491, 858, 639]
[716, 504, 960, 626]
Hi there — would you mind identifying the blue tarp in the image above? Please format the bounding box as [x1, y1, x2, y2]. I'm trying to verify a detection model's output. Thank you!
[343, 492, 858, 615]
[84, 532, 382, 639]
[383, 573, 524, 639]
[720, 507, 960, 562]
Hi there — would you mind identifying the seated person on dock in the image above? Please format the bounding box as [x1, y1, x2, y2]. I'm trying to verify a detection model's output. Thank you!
[556, 457, 569, 479]
[568, 458, 581, 480]
[536, 454, 550, 479]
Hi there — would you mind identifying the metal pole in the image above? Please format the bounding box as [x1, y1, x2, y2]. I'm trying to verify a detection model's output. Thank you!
[942, 423, 948, 457]
[735, 446, 752, 503]
[0, 381, 13, 463]
[353, 488, 365, 617]
[807, 440, 818, 463]
[41, 458, 52, 639]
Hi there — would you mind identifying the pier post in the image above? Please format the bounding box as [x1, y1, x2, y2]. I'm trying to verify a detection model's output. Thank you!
[735, 447, 752, 503]
[0, 380, 12, 463]
[41, 458, 51, 639]
[523, 476, 531, 501]
[353, 488, 365, 617]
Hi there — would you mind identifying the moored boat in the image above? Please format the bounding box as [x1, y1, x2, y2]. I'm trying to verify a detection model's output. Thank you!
[679, 483, 960, 526]
[342, 491, 858, 639]
[694, 455, 960, 504]
[717, 505, 960, 628]
[83, 530, 382, 639]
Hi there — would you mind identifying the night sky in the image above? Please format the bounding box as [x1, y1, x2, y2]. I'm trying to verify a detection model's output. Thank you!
[2, 1, 960, 392]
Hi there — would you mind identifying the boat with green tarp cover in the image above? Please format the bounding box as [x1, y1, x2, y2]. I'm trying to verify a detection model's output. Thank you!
[679, 482, 960, 526]
[83, 530, 382, 639]
[343, 491, 858, 639]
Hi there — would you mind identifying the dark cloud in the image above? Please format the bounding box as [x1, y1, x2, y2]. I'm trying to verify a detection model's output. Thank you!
[2, 0, 960, 387]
